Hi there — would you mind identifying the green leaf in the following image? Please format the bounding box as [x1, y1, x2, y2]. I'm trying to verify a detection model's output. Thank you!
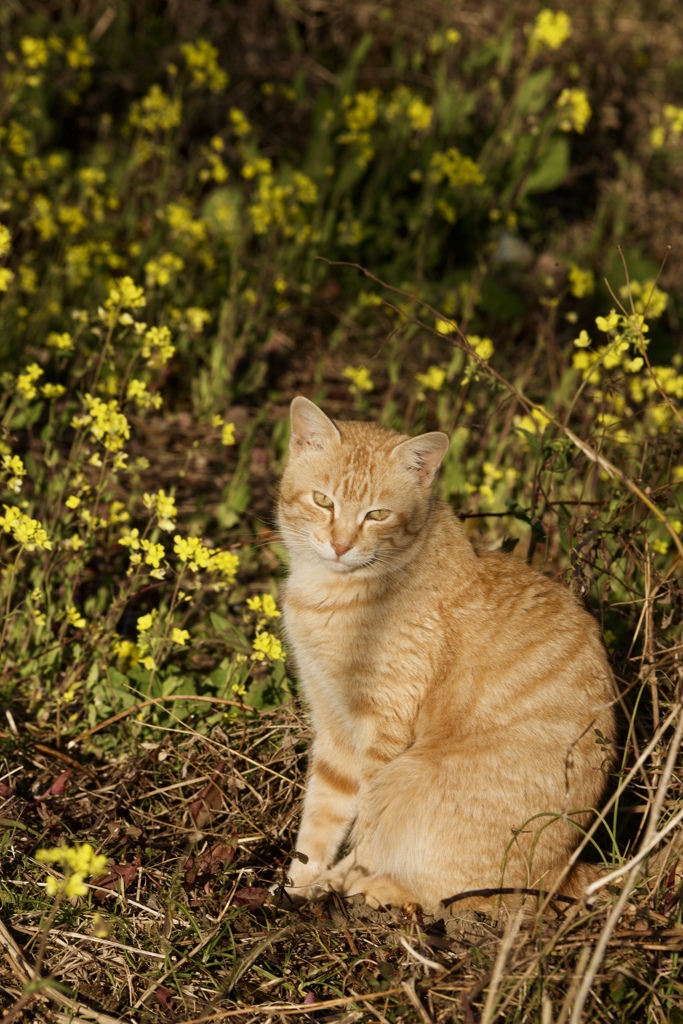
[513, 68, 553, 116]
[514, 427, 542, 457]
[522, 135, 570, 196]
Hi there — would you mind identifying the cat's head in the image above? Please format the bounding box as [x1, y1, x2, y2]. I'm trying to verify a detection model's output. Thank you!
[278, 397, 448, 576]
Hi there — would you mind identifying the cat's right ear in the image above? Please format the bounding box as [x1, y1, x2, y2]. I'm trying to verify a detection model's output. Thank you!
[289, 397, 341, 453]
[391, 431, 449, 487]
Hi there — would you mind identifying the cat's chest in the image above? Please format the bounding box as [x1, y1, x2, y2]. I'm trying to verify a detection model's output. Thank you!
[283, 587, 440, 712]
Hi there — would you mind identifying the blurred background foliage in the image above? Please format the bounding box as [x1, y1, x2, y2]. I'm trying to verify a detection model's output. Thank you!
[0, 0, 681, 741]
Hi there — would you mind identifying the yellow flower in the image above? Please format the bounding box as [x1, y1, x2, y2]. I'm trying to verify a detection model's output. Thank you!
[113, 638, 139, 663]
[469, 336, 494, 361]
[251, 631, 285, 662]
[141, 325, 175, 368]
[184, 307, 211, 333]
[515, 407, 552, 442]
[343, 365, 374, 394]
[568, 264, 595, 298]
[595, 310, 619, 332]
[221, 422, 236, 446]
[430, 148, 485, 188]
[573, 330, 591, 348]
[172, 627, 190, 645]
[143, 489, 177, 531]
[74, 394, 130, 452]
[181, 39, 228, 93]
[229, 107, 251, 136]
[435, 318, 457, 335]
[0, 268, 15, 292]
[416, 366, 446, 391]
[46, 331, 74, 351]
[145, 252, 184, 288]
[174, 534, 211, 570]
[66, 35, 93, 70]
[0, 505, 52, 550]
[141, 540, 165, 569]
[652, 539, 668, 555]
[2, 455, 26, 493]
[119, 527, 141, 550]
[20, 36, 49, 69]
[129, 84, 182, 133]
[67, 606, 86, 629]
[65, 495, 81, 509]
[36, 842, 107, 899]
[137, 610, 157, 633]
[529, 9, 572, 53]
[0, 224, 11, 258]
[41, 383, 66, 399]
[17, 363, 44, 400]
[248, 593, 281, 619]
[126, 378, 162, 410]
[208, 549, 239, 582]
[557, 89, 592, 134]
[620, 279, 669, 319]
[105, 275, 146, 312]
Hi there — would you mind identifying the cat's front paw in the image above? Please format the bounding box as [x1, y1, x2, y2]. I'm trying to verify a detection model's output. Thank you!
[285, 856, 328, 901]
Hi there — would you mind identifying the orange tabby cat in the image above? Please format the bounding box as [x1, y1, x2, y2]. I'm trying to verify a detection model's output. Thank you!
[278, 396, 616, 913]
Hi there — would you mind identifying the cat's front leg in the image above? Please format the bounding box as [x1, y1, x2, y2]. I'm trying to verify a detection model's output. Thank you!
[286, 747, 359, 899]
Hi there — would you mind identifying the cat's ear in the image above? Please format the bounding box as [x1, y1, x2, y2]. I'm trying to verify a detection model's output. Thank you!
[289, 396, 340, 453]
[391, 431, 449, 487]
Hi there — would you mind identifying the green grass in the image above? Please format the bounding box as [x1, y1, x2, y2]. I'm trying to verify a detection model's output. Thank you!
[0, 0, 682, 1020]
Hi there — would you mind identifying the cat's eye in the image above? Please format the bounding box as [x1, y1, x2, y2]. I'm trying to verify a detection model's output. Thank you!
[313, 491, 334, 509]
[365, 509, 390, 522]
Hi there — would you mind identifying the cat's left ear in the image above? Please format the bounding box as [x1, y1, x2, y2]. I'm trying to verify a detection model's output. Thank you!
[391, 431, 449, 487]
[289, 396, 341, 453]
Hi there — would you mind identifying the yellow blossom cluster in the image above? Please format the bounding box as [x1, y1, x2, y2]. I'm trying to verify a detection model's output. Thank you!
[72, 394, 130, 452]
[0, 505, 52, 551]
[515, 406, 552, 441]
[556, 88, 592, 134]
[338, 89, 381, 167]
[568, 263, 595, 298]
[141, 325, 175, 368]
[119, 530, 166, 578]
[385, 86, 433, 133]
[1, 454, 26, 493]
[108, 276, 145, 309]
[145, 252, 184, 288]
[251, 631, 284, 662]
[465, 461, 519, 506]
[651, 103, 683, 149]
[430, 148, 485, 189]
[229, 107, 251, 137]
[416, 366, 446, 392]
[246, 163, 318, 237]
[67, 605, 86, 628]
[343, 365, 374, 394]
[569, 285, 682, 438]
[36, 842, 107, 898]
[529, 9, 572, 54]
[16, 363, 44, 400]
[129, 85, 182, 134]
[0, 224, 11, 258]
[247, 593, 281, 629]
[173, 535, 240, 583]
[181, 40, 228, 93]
[142, 489, 177, 531]
[126, 378, 163, 411]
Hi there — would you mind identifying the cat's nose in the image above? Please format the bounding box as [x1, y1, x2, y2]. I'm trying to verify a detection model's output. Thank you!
[332, 541, 352, 557]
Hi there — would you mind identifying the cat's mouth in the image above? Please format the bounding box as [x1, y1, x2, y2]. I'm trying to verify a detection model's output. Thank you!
[321, 553, 378, 573]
